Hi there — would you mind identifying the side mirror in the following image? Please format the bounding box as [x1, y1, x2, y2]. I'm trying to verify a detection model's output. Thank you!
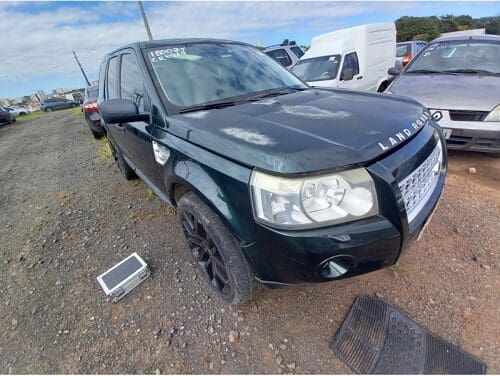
[388, 66, 402, 76]
[341, 68, 354, 81]
[99, 99, 149, 124]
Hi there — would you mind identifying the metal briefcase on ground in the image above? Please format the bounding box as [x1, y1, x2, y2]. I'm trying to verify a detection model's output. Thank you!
[97, 253, 150, 302]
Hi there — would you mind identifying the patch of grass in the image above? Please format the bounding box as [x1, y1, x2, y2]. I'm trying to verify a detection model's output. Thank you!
[87, 136, 114, 166]
[166, 206, 176, 216]
[98, 139, 113, 165]
[13, 110, 47, 124]
[69, 106, 82, 117]
[145, 188, 156, 201]
[388, 262, 410, 278]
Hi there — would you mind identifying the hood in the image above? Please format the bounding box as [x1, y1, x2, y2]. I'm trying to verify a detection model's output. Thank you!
[389, 73, 500, 112]
[168, 89, 427, 174]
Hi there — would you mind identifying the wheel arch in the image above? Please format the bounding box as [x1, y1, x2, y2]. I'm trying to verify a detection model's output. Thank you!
[166, 159, 256, 245]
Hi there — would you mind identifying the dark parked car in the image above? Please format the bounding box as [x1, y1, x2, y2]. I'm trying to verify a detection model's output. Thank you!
[0, 106, 16, 125]
[98, 39, 447, 305]
[82, 85, 104, 138]
[40, 97, 79, 112]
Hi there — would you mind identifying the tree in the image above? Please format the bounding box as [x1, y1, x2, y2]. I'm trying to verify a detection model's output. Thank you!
[395, 15, 500, 42]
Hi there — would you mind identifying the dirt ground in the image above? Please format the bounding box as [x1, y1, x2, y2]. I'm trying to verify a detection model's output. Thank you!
[1, 109, 498, 374]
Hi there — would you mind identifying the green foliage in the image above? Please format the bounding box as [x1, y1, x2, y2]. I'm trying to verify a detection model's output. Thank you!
[395, 14, 500, 42]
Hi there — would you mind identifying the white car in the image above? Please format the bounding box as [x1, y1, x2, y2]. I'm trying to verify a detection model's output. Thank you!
[8, 107, 31, 116]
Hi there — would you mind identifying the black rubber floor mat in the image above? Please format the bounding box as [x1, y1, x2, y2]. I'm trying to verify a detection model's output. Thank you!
[331, 296, 486, 374]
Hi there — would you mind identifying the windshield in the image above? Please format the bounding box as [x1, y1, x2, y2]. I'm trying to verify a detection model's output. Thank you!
[291, 55, 341, 82]
[406, 40, 500, 74]
[147, 43, 306, 107]
[396, 43, 411, 57]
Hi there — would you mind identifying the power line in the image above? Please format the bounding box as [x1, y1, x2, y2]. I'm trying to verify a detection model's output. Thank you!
[82, 1, 127, 60]
[25, 1, 126, 76]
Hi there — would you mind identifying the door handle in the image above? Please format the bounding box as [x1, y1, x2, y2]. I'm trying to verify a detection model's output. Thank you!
[356, 75, 363, 80]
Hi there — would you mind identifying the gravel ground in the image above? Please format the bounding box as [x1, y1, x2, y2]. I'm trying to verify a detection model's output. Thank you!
[0, 109, 498, 374]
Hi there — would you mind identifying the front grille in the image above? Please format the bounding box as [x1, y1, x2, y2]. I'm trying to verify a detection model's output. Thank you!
[398, 142, 443, 224]
[449, 110, 488, 122]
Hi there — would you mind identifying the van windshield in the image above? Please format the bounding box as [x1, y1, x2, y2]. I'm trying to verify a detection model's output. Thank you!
[147, 43, 306, 108]
[291, 55, 341, 82]
[406, 40, 500, 75]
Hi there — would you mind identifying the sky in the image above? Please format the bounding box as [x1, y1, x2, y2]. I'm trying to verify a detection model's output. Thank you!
[0, 1, 499, 99]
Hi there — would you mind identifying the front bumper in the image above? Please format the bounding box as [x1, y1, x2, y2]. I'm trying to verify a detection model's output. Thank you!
[244, 124, 447, 286]
[430, 109, 500, 153]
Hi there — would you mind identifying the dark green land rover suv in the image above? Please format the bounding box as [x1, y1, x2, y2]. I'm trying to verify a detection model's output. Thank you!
[98, 39, 447, 305]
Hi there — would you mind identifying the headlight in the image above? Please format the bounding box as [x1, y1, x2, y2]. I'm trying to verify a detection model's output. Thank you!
[484, 105, 500, 122]
[250, 168, 379, 229]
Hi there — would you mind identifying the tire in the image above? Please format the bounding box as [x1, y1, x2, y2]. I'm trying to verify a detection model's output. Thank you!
[377, 81, 389, 93]
[177, 192, 260, 305]
[91, 128, 105, 139]
[107, 138, 137, 180]
[71, 103, 77, 108]
[11, 117, 16, 123]
[45, 107, 53, 112]
[19, 112, 27, 116]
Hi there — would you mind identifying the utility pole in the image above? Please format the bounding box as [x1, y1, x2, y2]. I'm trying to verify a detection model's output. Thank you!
[138, 1, 153, 41]
[72, 51, 91, 86]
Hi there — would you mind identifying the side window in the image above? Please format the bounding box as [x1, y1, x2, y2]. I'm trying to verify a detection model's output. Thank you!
[340, 52, 359, 80]
[106, 56, 119, 100]
[265, 49, 292, 67]
[290, 46, 304, 59]
[98, 61, 107, 102]
[120, 53, 144, 112]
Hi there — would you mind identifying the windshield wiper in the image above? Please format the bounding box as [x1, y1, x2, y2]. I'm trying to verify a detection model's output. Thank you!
[179, 101, 238, 114]
[178, 87, 308, 114]
[246, 86, 307, 101]
[442, 69, 499, 76]
[407, 69, 457, 75]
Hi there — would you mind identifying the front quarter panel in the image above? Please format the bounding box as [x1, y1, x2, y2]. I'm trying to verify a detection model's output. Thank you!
[155, 129, 256, 244]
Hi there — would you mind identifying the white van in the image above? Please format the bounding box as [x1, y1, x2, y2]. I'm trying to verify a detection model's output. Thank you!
[292, 23, 396, 92]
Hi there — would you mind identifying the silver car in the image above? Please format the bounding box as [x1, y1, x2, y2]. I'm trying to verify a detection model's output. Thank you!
[387, 35, 500, 153]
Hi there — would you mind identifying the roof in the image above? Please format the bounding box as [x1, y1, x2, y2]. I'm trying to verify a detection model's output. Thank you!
[432, 34, 500, 43]
[105, 38, 251, 57]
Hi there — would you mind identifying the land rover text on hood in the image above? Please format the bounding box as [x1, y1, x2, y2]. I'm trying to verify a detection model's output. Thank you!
[98, 39, 447, 305]
[387, 34, 500, 153]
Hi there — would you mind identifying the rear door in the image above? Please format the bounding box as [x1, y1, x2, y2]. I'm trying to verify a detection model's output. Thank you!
[104, 54, 129, 153]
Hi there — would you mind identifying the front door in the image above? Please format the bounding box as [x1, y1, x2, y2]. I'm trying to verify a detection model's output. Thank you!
[118, 50, 161, 187]
[338, 52, 364, 91]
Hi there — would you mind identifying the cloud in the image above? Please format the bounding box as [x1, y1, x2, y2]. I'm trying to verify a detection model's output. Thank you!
[0, 1, 449, 97]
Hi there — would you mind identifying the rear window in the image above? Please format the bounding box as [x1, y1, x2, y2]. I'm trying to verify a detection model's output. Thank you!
[396, 43, 411, 57]
[87, 88, 98, 100]
[290, 46, 304, 58]
[265, 49, 292, 67]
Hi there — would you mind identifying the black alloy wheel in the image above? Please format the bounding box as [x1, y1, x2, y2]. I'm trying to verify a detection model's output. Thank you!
[180, 211, 232, 299]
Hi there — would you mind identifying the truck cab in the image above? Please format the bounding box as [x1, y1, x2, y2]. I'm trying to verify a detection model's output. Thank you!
[292, 23, 396, 92]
